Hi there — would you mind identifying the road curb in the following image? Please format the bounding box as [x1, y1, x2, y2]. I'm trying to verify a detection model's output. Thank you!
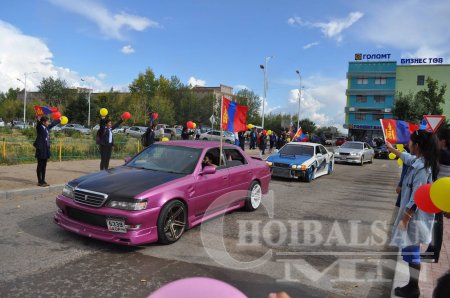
[0, 184, 65, 200]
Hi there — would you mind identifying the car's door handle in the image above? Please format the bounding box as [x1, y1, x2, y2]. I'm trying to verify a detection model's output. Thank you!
[223, 176, 228, 180]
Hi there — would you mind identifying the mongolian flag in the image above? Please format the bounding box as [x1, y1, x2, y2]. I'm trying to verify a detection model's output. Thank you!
[221, 97, 248, 132]
[380, 119, 419, 144]
[33, 105, 53, 117]
[293, 127, 308, 142]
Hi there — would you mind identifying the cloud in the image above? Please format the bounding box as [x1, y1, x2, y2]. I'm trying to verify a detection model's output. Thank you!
[187, 76, 206, 87]
[303, 42, 319, 50]
[360, 0, 450, 59]
[48, 0, 159, 40]
[121, 45, 135, 54]
[288, 12, 364, 42]
[0, 20, 107, 92]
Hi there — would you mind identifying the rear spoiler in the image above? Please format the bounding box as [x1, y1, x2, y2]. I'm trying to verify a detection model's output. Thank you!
[251, 156, 263, 161]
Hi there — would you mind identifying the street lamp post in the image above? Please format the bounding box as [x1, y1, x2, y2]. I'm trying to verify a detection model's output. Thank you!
[17, 72, 38, 124]
[295, 70, 302, 130]
[80, 79, 92, 127]
[259, 56, 273, 130]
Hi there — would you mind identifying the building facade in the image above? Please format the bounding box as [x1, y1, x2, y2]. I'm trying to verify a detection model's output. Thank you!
[344, 61, 397, 140]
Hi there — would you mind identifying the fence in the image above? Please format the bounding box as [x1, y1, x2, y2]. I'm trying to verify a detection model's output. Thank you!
[0, 137, 143, 164]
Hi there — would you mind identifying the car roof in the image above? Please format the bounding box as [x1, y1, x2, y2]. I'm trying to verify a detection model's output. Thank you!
[284, 142, 318, 147]
[157, 140, 240, 150]
[344, 141, 365, 144]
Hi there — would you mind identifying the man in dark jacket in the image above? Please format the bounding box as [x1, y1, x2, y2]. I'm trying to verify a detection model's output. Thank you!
[238, 131, 245, 151]
[99, 116, 123, 170]
[143, 123, 156, 147]
[34, 116, 60, 186]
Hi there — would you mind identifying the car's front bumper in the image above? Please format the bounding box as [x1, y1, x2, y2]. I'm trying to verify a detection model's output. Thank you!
[270, 167, 306, 179]
[54, 194, 160, 245]
[334, 155, 362, 164]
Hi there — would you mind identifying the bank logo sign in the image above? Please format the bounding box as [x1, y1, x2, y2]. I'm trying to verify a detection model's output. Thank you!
[355, 53, 391, 60]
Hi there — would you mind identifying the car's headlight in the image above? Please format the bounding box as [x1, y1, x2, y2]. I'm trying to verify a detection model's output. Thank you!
[350, 152, 360, 156]
[62, 184, 74, 199]
[106, 200, 147, 211]
[292, 165, 297, 169]
[266, 161, 273, 166]
[335, 152, 340, 155]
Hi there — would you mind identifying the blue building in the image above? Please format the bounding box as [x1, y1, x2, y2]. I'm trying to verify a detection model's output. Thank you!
[344, 61, 397, 141]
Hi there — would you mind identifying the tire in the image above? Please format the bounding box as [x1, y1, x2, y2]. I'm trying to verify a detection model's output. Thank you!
[203, 138, 208, 141]
[305, 166, 315, 182]
[369, 155, 374, 164]
[360, 156, 364, 166]
[244, 181, 262, 211]
[157, 200, 187, 245]
[327, 159, 334, 175]
[225, 140, 232, 144]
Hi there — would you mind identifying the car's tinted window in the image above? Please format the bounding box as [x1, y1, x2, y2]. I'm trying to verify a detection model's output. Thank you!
[128, 145, 202, 174]
[320, 146, 328, 155]
[212, 131, 220, 136]
[341, 142, 363, 149]
[224, 149, 247, 167]
[279, 145, 314, 156]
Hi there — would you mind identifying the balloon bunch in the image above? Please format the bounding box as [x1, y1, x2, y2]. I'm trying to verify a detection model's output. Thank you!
[389, 144, 406, 167]
[187, 121, 196, 129]
[50, 108, 69, 125]
[415, 178, 450, 213]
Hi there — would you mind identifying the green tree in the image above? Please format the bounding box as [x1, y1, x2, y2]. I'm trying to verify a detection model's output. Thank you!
[0, 88, 22, 121]
[37, 77, 69, 106]
[65, 93, 89, 125]
[392, 92, 421, 122]
[416, 77, 447, 115]
[298, 118, 317, 134]
[129, 68, 159, 124]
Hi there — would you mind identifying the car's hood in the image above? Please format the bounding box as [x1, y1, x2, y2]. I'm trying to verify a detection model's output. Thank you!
[267, 154, 312, 165]
[70, 166, 185, 198]
[336, 147, 364, 153]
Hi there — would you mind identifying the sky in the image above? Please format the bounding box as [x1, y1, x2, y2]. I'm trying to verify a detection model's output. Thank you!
[1, 0, 449, 131]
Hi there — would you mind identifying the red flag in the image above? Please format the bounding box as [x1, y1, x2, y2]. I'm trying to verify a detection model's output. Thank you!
[34, 105, 45, 117]
[221, 97, 248, 132]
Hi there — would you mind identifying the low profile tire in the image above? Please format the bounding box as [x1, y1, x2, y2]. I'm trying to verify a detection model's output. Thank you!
[157, 200, 187, 245]
[203, 138, 208, 141]
[305, 166, 315, 182]
[328, 160, 334, 175]
[244, 181, 262, 211]
[369, 156, 374, 164]
[360, 156, 364, 166]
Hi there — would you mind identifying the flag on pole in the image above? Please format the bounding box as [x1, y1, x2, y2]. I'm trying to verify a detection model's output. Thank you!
[293, 127, 308, 142]
[380, 119, 419, 144]
[34, 105, 53, 117]
[221, 97, 248, 132]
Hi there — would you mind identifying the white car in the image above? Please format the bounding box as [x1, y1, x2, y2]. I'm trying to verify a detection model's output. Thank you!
[125, 126, 147, 138]
[0, 118, 5, 127]
[334, 141, 375, 165]
[61, 124, 91, 134]
[266, 142, 334, 182]
[200, 130, 234, 144]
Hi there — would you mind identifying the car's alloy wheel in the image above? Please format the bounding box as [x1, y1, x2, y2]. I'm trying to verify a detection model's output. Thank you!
[245, 181, 262, 211]
[328, 160, 333, 174]
[157, 200, 187, 244]
[369, 156, 374, 164]
[360, 156, 364, 166]
[305, 166, 315, 182]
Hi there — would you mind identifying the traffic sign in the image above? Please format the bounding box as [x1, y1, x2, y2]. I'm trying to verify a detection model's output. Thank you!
[424, 115, 445, 133]
[209, 115, 216, 125]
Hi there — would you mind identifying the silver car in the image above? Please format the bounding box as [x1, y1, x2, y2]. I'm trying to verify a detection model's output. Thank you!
[200, 130, 234, 143]
[125, 126, 147, 138]
[61, 124, 91, 134]
[334, 141, 374, 166]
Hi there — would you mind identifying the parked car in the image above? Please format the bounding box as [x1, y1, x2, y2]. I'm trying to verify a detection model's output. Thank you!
[0, 118, 5, 127]
[200, 130, 234, 143]
[10, 120, 28, 129]
[155, 128, 182, 139]
[61, 124, 91, 134]
[374, 144, 389, 159]
[335, 137, 346, 147]
[93, 125, 128, 134]
[125, 126, 147, 138]
[54, 141, 271, 245]
[266, 142, 334, 182]
[334, 141, 374, 165]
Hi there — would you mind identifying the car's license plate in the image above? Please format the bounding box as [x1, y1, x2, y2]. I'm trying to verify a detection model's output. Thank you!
[106, 218, 127, 233]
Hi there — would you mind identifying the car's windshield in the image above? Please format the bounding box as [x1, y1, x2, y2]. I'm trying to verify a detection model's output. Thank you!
[279, 145, 314, 156]
[341, 142, 363, 149]
[127, 144, 202, 174]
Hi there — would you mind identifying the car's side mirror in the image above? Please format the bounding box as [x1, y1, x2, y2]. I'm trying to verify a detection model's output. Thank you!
[200, 166, 216, 175]
[316, 153, 322, 157]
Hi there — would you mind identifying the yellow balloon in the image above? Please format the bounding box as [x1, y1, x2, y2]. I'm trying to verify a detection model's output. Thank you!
[388, 153, 396, 160]
[60, 116, 68, 125]
[397, 158, 403, 167]
[100, 108, 108, 117]
[193, 123, 197, 129]
[396, 144, 405, 152]
[161, 137, 169, 142]
[267, 130, 272, 135]
[247, 124, 253, 129]
[287, 138, 291, 142]
[430, 177, 450, 212]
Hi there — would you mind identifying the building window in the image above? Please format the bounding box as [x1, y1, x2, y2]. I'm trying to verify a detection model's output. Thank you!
[355, 113, 366, 120]
[417, 75, 425, 85]
[373, 113, 384, 120]
[374, 77, 386, 85]
[356, 95, 367, 103]
[374, 95, 385, 103]
[357, 78, 368, 85]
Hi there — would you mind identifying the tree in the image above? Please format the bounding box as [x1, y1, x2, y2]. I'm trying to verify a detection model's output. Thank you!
[392, 92, 421, 122]
[129, 68, 159, 124]
[65, 93, 89, 125]
[37, 77, 69, 106]
[416, 77, 447, 115]
[0, 88, 22, 121]
[298, 118, 317, 134]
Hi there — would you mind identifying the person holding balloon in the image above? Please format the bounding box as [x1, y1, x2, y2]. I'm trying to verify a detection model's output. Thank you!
[33, 114, 62, 187]
[386, 130, 440, 298]
[422, 127, 450, 263]
[98, 108, 128, 170]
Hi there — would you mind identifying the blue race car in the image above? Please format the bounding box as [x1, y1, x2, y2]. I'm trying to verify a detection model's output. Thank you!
[266, 142, 334, 182]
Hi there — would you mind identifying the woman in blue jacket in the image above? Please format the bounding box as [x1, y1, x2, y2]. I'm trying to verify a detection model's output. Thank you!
[386, 130, 439, 298]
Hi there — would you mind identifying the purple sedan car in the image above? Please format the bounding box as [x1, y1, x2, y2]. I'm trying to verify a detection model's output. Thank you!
[54, 141, 271, 245]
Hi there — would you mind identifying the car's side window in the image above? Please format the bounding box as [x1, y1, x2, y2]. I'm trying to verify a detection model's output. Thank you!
[315, 146, 321, 155]
[224, 149, 247, 168]
[320, 146, 328, 155]
[203, 148, 226, 170]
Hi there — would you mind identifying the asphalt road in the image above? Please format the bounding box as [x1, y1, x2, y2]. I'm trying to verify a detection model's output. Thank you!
[0, 158, 401, 298]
